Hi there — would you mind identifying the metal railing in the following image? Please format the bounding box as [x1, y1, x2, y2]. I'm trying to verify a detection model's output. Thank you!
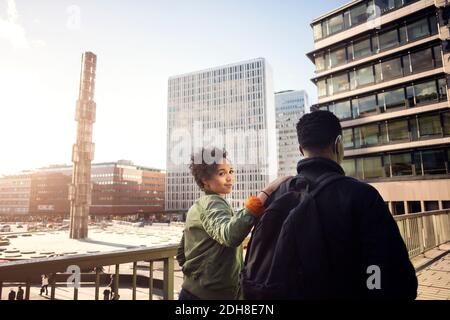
[0, 244, 178, 300]
[394, 209, 450, 258]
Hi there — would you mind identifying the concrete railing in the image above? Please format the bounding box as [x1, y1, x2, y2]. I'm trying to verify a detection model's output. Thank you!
[394, 209, 450, 258]
[0, 244, 178, 300]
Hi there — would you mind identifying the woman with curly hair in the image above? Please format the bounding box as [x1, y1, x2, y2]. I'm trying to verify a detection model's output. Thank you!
[176, 147, 289, 300]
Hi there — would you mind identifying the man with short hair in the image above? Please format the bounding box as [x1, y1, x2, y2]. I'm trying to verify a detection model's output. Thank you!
[266, 110, 417, 299]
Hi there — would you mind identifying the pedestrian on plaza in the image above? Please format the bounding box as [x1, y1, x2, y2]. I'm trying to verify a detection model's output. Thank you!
[16, 286, 24, 300]
[40, 274, 49, 295]
[103, 289, 111, 300]
[107, 274, 116, 300]
[8, 289, 16, 300]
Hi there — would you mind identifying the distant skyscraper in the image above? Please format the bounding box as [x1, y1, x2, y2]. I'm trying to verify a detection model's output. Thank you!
[166, 58, 277, 211]
[275, 90, 309, 176]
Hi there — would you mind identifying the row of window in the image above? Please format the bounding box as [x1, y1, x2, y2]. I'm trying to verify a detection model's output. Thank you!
[342, 147, 450, 180]
[317, 44, 443, 97]
[313, 0, 419, 41]
[0, 207, 28, 213]
[176, 93, 265, 105]
[170, 62, 263, 84]
[315, 15, 438, 72]
[318, 77, 448, 120]
[390, 200, 450, 215]
[343, 111, 450, 149]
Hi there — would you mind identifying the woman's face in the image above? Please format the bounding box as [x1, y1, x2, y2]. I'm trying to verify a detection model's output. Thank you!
[203, 161, 235, 196]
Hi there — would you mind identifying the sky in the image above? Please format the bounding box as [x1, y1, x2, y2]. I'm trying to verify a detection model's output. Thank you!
[0, 0, 348, 175]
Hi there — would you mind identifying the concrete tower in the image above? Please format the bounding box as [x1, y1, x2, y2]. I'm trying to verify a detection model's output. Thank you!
[69, 52, 97, 239]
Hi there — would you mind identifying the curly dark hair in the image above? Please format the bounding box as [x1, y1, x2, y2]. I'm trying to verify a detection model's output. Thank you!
[189, 148, 228, 191]
[296, 110, 342, 151]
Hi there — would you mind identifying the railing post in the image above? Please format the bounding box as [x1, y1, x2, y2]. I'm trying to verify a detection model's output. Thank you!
[95, 267, 100, 300]
[132, 262, 137, 300]
[25, 280, 30, 300]
[432, 214, 440, 246]
[50, 274, 56, 300]
[114, 264, 119, 300]
[417, 216, 425, 254]
[163, 256, 174, 300]
[149, 261, 153, 300]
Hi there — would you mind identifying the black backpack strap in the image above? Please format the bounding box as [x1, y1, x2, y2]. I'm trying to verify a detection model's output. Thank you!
[287, 175, 312, 192]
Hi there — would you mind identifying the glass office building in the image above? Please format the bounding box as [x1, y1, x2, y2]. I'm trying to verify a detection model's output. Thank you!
[308, 0, 450, 214]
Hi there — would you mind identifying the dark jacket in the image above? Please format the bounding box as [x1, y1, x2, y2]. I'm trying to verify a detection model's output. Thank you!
[16, 288, 24, 300]
[179, 193, 256, 300]
[266, 157, 418, 299]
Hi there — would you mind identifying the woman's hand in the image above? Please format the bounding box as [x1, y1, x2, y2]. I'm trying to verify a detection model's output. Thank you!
[258, 176, 292, 205]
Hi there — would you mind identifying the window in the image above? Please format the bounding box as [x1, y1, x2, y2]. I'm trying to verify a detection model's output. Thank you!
[443, 112, 450, 136]
[388, 119, 410, 142]
[315, 54, 325, 72]
[350, 3, 368, 26]
[415, 81, 438, 105]
[433, 45, 443, 68]
[331, 73, 349, 94]
[380, 58, 403, 81]
[389, 153, 414, 176]
[363, 156, 384, 179]
[409, 117, 419, 140]
[430, 15, 438, 35]
[317, 79, 327, 97]
[379, 87, 405, 110]
[410, 48, 433, 73]
[341, 159, 356, 177]
[375, 0, 402, 14]
[425, 201, 439, 211]
[392, 201, 405, 215]
[343, 128, 354, 149]
[399, 25, 407, 44]
[407, 201, 421, 213]
[355, 123, 379, 147]
[331, 100, 352, 120]
[419, 114, 442, 137]
[329, 47, 347, 67]
[379, 29, 398, 51]
[328, 14, 344, 35]
[402, 54, 412, 75]
[353, 65, 374, 88]
[407, 18, 430, 41]
[321, 20, 329, 38]
[313, 23, 323, 40]
[421, 150, 447, 175]
[351, 38, 371, 60]
[352, 95, 378, 117]
[438, 78, 447, 101]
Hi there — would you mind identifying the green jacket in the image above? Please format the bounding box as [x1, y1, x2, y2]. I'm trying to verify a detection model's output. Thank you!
[178, 193, 256, 300]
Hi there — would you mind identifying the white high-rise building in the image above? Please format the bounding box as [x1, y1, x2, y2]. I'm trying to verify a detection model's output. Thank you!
[275, 90, 309, 177]
[166, 58, 277, 211]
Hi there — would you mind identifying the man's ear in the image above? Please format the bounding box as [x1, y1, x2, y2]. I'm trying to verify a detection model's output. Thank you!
[334, 135, 344, 162]
[299, 146, 304, 156]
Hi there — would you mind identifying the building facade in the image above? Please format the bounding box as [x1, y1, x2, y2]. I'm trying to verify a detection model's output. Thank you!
[166, 58, 277, 211]
[308, 0, 450, 214]
[0, 161, 165, 217]
[0, 173, 32, 215]
[275, 90, 309, 176]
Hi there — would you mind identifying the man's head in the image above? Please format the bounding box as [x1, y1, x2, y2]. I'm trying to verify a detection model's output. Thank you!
[296, 110, 344, 164]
